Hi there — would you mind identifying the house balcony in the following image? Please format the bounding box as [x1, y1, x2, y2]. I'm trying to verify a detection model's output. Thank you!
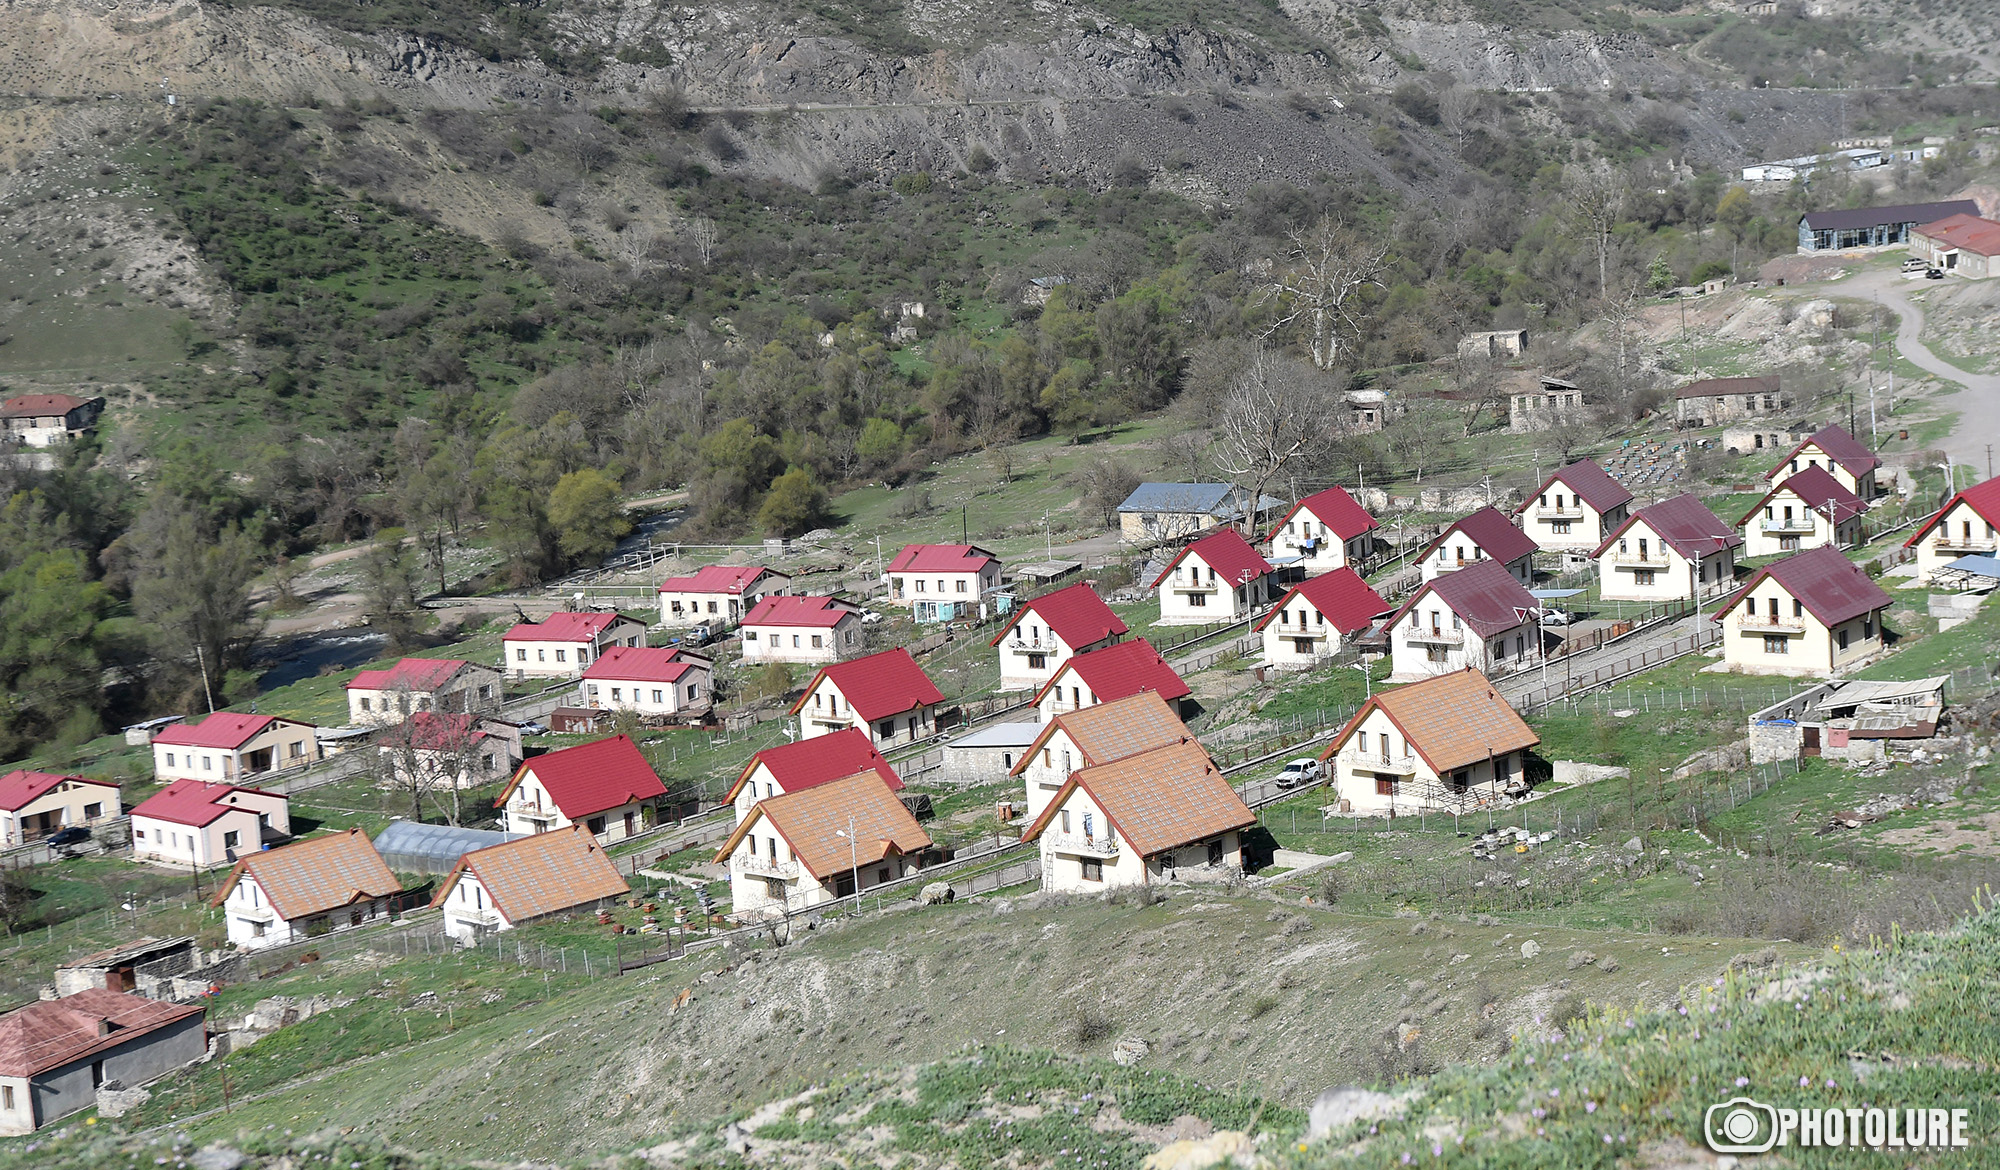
[1007, 638, 1059, 654]
[231, 904, 277, 923]
[1761, 517, 1817, 533]
[1537, 507, 1586, 522]
[1170, 580, 1219, 594]
[1338, 750, 1418, 775]
[454, 907, 501, 926]
[509, 803, 558, 824]
[1401, 626, 1464, 646]
[1934, 535, 1999, 553]
[1735, 613, 1808, 634]
[735, 854, 800, 879]
[1607, 549, 1671, 567]
[1041, 831, 1120, 858]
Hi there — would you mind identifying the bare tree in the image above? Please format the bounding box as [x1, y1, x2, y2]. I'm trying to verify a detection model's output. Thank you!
[685, 215, 720, 268]
[1563, 160, 1624, 304]
[1256, 217, 1390, 371]
[1384, 397, 1460, 482]
[374, 711, 511, 826]
[1208, 348, 1344, 533]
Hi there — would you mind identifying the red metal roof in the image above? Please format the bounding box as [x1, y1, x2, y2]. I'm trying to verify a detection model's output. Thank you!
[1591, 492, 1741, 560]
[152, 712, 301, 749]
[581, 645, 699, 684]
[129, 779, 284, 828]
[1519, 460, 1632, 515]
[1255, 568, 1391, 634]
[886, 544, 999, 574]
[1267, 486, 1378, 543]
[499, 734, 667, 820]
[1766, 424, 1880, 481]
[1032, 638, 1190, 708]
[1418, 506, 1539, 567]
[1714, 545, 1891, 628]
[1905, 475, 2000, 547]
[1916, 212, 2000, 257]
[1739, 465, 1869, 528]
[0, 988, 205, 1078]
[1, 393, 95, 418]
[344, 658, 471, 693]
[1390, 559, 1539, 639]
[988, 582, 1127, 648]
[789, 649, 943, 723]
[502, 611, 622, 644]
[0, 769, 115, 812]
[1149, 529, 1274, 589]
[727, 726, 903, 802]
[656, 564, 784, 595]
[741, 594, 860, 628]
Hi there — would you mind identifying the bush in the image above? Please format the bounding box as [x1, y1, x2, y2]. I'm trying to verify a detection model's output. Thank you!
[892, 171, 934, 196]
[1059, 1002, 1115, 1045]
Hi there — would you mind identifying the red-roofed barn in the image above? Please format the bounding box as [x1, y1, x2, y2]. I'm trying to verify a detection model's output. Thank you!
[791, 648, 944, 749]
[988, 582, 1128, 691]
[1266, 486, 1380, 572]
[498, 735, 667, 842]
[344, 657, 502, 726]
[501, 610, 647, 680]
[1150, 529, 1275, 625]
[1713, 546, 1891, 676]
[150, 712, 319, 785]
[657, 564, 791, 628]
[1032, 638, 1191, 721]
[1256, 568, 1393, 670]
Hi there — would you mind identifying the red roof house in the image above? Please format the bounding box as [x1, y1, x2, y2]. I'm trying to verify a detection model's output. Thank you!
[0, 770, 117, 813]
[345, 658, 472, 694]
[1257, 568, 1391, 667]
[152, 712, 292, 751]
[1766, 424, 1881, 494]
[501, 611, 621, 644]
[1417, 506, 1539, 583]
[1267, 486, 1380, 568]
[581, 645, 703, 685]
[128, 779, 291, 868]
[497, 735, 667, 841]
[1521, 460, 1633, 514]
[129, 779, 286, 829]
[0, 393, 94, 417]
[0, 770, 120, 848]
[727, 726, 903, 809]
[1713, 545, 1892, 674]
[887, 544, 1000, 574]
[0, 989, 206, 1130]
[1388, 559, 1541, 680]
[988, 582, 1128, 690]
[657, 564, 786, 597]
[1904, 475, 2000, 578]
[1031, 637, 1191, 718]
[656, 564, 790, 626]
[791, 648, 944, 748]
[1592, 493, 1742, 561]
[1150, 529, 1276, 624]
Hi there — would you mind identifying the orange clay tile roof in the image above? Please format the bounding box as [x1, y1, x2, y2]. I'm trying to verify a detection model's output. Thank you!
[715, 772, 930, 880]
[432, 825, 628, 924]
[1321, 669, 1539, 775]
[212, 828, 401, 922]
[1022, 739, 1254, 858]
[1012, 690, 1190, 777]
[0, 988, 205, 1078]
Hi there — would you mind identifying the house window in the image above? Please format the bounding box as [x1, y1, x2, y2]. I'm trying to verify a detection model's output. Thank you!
[165, 753, 176, 767]
[555, 649, 567, 663]
[1027, 653, 1047, 670]
[1427, 647, 1449, 662]
[83, 802, 102, 819]
[1764, 635, 1789, 655]
[1838, 628, 1850, 650]
[955, 580, 967, 593]
[811, 635, 823, 649]
[1376, 776, 1398, 795]
[707, 601, 718, 613]
[792, 635, 802, 648]
[1863, 618, 1874, 639]
[250, 920, 266, 938]
[878, 721, 894, 739]
[360, 697, 373, 712]
[516, 649, 527, 661]
[1080, 858, 1104, 882]
[479, 685, 492, 699]
[201, 756, 212, 772]
[587, 816, 608, 835]
[844, 630, 857, 645]
[1188, 593, 1206, 607]
[1635, 569, 1656, 586]
[2, 1085, 12, 1111]
[687, 685, 698, 700]
[223, 830, 240, 849]
[653, 689, 665, 703]
[537, 649, 546, 662]
[611, 688, 623, 701]
[1551, 520, 1572, 535]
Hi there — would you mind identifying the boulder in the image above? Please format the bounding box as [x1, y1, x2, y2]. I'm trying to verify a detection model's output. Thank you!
[921, 882, 955, 906]
[1306, 1087, 1410, 1142]
[190, 1149, 245, 1170]
[1143, 1131, 1265, 1170]
[1112, 1037, 1151, 1066]
[95, 1084, 151, 1119]
[1520, 940, 1541, 959]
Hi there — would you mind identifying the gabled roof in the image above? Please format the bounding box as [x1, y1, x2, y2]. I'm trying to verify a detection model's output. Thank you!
[1321, 669, 1539, 775]
[0, 393, 98, 418]
[715, 772, 930, 880]
[1021, 739, 1253, 859]
[886, 544, 999, 574]
[345, 658, 477, 693]
[499, 735, 667, 820]
[1149, 528, 1274, 589]
[1800, 200, 1979, 231]
[1418, 506, 1538, 567]
[1766, 424, 1880, 481]
[502, 610, 625, 644]
[581, 645, 702, 684]
[129, 779, 284, 828]
[433, 826, 629, 923]
[988, 582, 1127, 648]
[213, 828, 401, 922]
[0, 989, 205, 1078]
[1012, 690, 1189, 777]
[742, 594, 862, 628]
[726, 727, 902, 803]
[1905, 476, 2000, 547]
[1591, 492, 1742, 560]
[1916, 212, 2000, 257]
[1713, 545, 1891, 628]
[394, 712, 514, 752]
[1518, 460, 1632, 515]
[789, 649, 943, 723]
[0, 769, 116, 812]
[153, 711, 307, 749]
[1674, 375, 1781, 401]
[1738, 465, 1869, 528]
[1254, 569, 1392, 635]
[1267, 486, 1379, 543]
[657, 564, 787, 595]
[1030, 639, 1190, 709]
[1388, 559, 1538, 639]
[1117, 483, 1274, 518]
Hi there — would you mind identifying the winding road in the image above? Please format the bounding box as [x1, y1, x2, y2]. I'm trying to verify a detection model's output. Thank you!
[1843, 268, 2000, 475]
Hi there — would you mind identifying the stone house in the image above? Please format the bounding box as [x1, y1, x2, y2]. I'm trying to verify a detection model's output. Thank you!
[1115, 484, 1283, 544]
[0, 394, 104, 447]
[1506, 375, 1585, 434]
[1912, 212, 2000, 279]
[0, 990, 206, 1135]
[1672, 375, 1790, 428]
[380, 713, 524, 793]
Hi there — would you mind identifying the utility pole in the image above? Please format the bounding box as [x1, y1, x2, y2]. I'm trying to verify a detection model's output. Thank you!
[1989, 444, 1994, 481]
[194, 641, 216, 714]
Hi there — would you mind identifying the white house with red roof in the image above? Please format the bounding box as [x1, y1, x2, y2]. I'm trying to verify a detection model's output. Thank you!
[1388, 560, 1542, 682]
[1739, 465, 1868, 558]
[579, 646, 711, 716]
[128, 779, 290, 869]
[1032, 638, 1190, 721]
[1713, 545, 1891, 676]
[726, 727, 903, 823]
[501, 610, 647, 680]
[0, 393, 103, 447]
[1514, 460, 1632, 558]
[1591, 493, 1741, 603]
[150, 712, 319, 785]
[1256, 568, 1392, 670]
[883, 544, 1003, 622]
[380, 713, 523, 793]
[988, 582, 1128, 691]
[0, 771, 120, 847]
[497, 734, 667, 842]
[1417, 507, 1538, 584]
[1905, 475, 2000, 581]
[739, 595, 865, 664]
[790, 648, 943, 749]
[1150, 529, 1274, 625]
[1766, 424, 1881, 499]
[656, 564, 791, 628]
[344, 658, 502, 726]
[1266, 487, 1380, 572]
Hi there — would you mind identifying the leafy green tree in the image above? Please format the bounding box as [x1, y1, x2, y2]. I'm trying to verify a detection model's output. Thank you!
[124, 495, 262, 713]
[546, 469, 633, 565]
[359, 528, 425, 650]
[755, 467, 830, 536]
[0, 497, 112, 758]
[1647, 253, 1675, 292]
[855, 418, 906, 473]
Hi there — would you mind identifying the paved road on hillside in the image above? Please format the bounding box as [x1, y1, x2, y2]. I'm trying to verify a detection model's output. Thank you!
[1842, 268, 2000, 474]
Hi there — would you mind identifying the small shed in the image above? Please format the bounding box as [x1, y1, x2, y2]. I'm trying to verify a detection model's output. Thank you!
[941, 722, 1043, 786]
[548, 706, 611, 735]
[372, 821, 520, 875]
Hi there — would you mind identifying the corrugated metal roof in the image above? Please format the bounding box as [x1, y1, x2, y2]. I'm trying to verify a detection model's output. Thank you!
[1917, 212, 2000, 257]
[501, 735, 668, 820]
[0, 769, 114, 813]
[742, 595, 861, 628]
[656, 564, 785, 595]
[989, 582, 1127, 648]
[1323, 669, 1539, 775]
[1768, 424, 1881, 480]
[0, 393, 96, 418]
[1256, 568, 1392, 635]
[1420, 506, 1539, 567]
[1714, 545, 1892, 628]
[1740, 465, 1869, 527]
[1525, 460, 1634, 514]
[885, 544, 1000, 574]
[1150, 528, 1274, 589]
[1595, 493, 1741, 560]
[0, 989, 204, 1078]
[502, 611, 623, 644]
[790, 649, 943, 723]
[581, 645, 701, 684]
[1269, 486, 1379, 542]
[1800, 200, 1979, 232]
[345, 658, 472, 693]
[727, 727, 903, 802]
[1391, 560, 1539, 639]
[129, 779, 282, 828]
[153, 712, 291, 749]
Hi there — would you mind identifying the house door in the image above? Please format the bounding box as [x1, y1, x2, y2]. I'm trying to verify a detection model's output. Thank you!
[624, 810, 637, 836]
[1802, 727, 1821, 758]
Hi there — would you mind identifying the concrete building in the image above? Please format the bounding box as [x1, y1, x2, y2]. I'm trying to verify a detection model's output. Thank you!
[579, 645, 711, 716]
[1766, 424, 1881, 499]
[1672, 375, 1791, 428]
[0, 394, 104, 447]
[1515, 460, 1632, 559]
[1592, 493, 1741, 603]
[0, 771, 120, 847]
[1014, 691, 1190, 822]
[1712, 546, 1891, 676]
[1748, 676, 1946, 765]
[987, 582, 1127, 692]
[128, 780, 289, 870]
[725, 728, 902, 824]
[717, 772, 930, 919]
[1255, 568, 1391, 670]
[1796, 200, 1979, 251]
[1022, 739, 1253, 894]
[790, 648, 943, 749]
[1031, 638, 1190, 722]
[1905, 476, 2000, 582]
[883, 544, 1003, 622]
[213, 828, 402, 951]
[501, 611, 647, 680]
[1317, 669, 1539, 816]
[940, 722, 1044, 787]
[1115, 483, 1283, 544]
[344, 658, 502, 726]
[0, 990, 206, 1135]
[1738, 465, 1868, 557]
[1911, 212, 2000, 279]
[1387, 560, 1542, 682]
[1743, 148, 1883, 184]
[433, 826, 629, 943]
[1149, 528, 1275, 625]
[738, 595, 866, 665]
[1264, 486, 1380, 573]
[1417, 506, 1538, 585]
[1507, 375, 1585, 434]
[498, 734, 667, 842]
[1457, 329, 1529, 360]
[656, 564, 791, 628]
[150, 712, 319, 785]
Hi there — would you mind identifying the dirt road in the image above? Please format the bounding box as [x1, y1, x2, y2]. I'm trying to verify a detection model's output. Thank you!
[1839, 269, 2000, 474]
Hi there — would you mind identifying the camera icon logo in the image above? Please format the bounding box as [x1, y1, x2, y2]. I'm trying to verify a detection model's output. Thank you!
[1705, 1097, 1780, 1153]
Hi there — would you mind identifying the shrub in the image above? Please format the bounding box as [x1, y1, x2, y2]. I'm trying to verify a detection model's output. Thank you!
[892, 171, 934, 196]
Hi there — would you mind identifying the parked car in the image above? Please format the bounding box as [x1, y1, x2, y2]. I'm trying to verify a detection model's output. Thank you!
[46, 826, 90, 848]
[1274, 758, 1323, 788]
[1539, 607, 1573, 626]
[1926, 268, 1946, 280]
[518, 721, 550, 736]
[860, 609, 886, 625]
[1901, 257, 1929, 272]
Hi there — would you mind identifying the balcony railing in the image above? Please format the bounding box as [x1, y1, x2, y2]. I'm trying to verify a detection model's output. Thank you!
[1170, 580, 1219, 593]
[1402, 626, 1464, 646]
[454, 907, 501, 926]
[1537, 507, 1586, 521]
[1735, 613, 1808, 633]
[1338, 750, 1418, 775]
[1606, 548, 1670, 566]
[735, 854, 801, 879]
[1041, 830, 1120, 858]
[1007, 638, 1058, 654]
[510, 803, 557, 823]
[1935, 535, 1999, 553]
[1761, 517, 1816, 533]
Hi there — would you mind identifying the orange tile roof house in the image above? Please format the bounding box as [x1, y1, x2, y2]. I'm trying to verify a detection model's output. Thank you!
[128, 779, 290, 870]
[0, 771, 120, 848]
[0, 989, 207, 1135]
[1021, 739, 1255, 893]
[726, 727, 902, 823]
[1386, 560, 1542, 682]
[1912, 212, 2000, 279]
[1738, 465, 1868, 558]
[1031, 637, 1191, 722]
[344, 657, 502, 726]
[432, 826, 630, 942]
[1416, 506, 1538, 585]
[791, 648, 944, 749]
[1266, 486, 1380, 572]
[213, 828, 403, 951]
[988, 582, 1129, 692]
[1591, 492, 1742, 603]
[501, 610, 647, 680]
[1514, 460, 1633, 557]
[498, 734, 668, 843]
[657, 564, 791, 628]
[149, 712, 319, 785]
[1317, 669, 1539, 815]
[1256, 568, 1392, 671]
[1904, 474, 2000, 581]
[1150, 528, 1275, 626]
[738, 594, 866, 665]
[716, 772, 931, 920]
[883, 544, 1003, 623]
[1712, 545, 1892, 676]
[1765, 424, 1881, 499]
[1013, 690, 1191, 821]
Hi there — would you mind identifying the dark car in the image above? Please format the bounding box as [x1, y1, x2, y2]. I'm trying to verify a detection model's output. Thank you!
[1926, 268, 1946, 280]
[46, 826, 91, 848]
